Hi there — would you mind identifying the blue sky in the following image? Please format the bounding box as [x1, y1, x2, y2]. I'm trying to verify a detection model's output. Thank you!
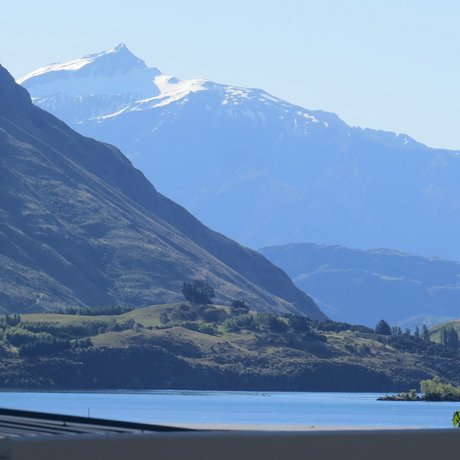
[2, 0, 460, 149]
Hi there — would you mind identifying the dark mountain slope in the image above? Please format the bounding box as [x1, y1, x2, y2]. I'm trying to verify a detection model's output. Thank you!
[0, 64, 324, 319]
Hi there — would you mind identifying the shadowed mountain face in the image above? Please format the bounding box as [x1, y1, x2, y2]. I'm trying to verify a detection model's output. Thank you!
[260, 243, 460, 327]
[0, 64, 324, 319]
[20, 45, 460, 261]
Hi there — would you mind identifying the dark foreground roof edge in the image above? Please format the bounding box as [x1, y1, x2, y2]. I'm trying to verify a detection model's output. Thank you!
[0, 408, 197, 433]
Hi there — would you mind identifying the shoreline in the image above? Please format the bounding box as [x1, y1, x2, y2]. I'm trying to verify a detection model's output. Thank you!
[170, 422, 426, 431]
[0, 388, 403, 395]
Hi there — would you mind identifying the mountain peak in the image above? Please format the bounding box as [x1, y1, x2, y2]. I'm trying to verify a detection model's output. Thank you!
[87, 43, 147, 72]
[18, 44, 160, 87]
[19, 45, 162, 102]
[84, 43, 149, 75]
[113, 43, 129, 52]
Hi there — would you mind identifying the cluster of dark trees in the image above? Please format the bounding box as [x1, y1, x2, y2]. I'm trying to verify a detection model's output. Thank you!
[180, 281, 460, 351]
[441, 326, 459, 350]
[160, 303, 226, 325]
[222, 312, 324, 340]
[376, 320, 427, 339]
[4, 314, 21, 327]
[159, 302, 319, 337]
[172, 280, 321, 338]
[375, 319, 459, 351]
[420, 377, 460, 401]
[0, 314, 143, 357]
[20, 319, 135, 338]
[181, 280, 215, 305]
[314, 320, 373, 334]
[3, 327, 73, 357]
[57, 306, 134, 316]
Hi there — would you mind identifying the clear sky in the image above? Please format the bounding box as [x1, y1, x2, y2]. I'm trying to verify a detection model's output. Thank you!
[2, 0, 460, 150]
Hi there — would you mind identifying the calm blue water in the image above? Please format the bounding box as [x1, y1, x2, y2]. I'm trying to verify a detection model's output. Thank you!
[0, 391, 457, 428]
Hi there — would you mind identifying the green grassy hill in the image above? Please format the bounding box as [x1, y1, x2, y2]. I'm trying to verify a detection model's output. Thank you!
[0, 303, 458, 391]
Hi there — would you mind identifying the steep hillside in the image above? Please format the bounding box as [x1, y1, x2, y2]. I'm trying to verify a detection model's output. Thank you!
[260, 243, 460, 327]
[0, 63, 324, 319]
[20, 44, 460, 261]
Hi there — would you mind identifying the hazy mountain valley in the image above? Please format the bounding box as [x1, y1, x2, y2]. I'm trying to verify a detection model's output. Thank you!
[261, 243, 460, 327]
[20, 44, 460, 261]
[0, 41, 459, 391]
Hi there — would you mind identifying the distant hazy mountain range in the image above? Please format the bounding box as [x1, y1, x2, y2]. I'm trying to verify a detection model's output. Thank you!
[261, 243, 460, 327]
[20, 44, 460, 261]
[0, 63, 324, 319]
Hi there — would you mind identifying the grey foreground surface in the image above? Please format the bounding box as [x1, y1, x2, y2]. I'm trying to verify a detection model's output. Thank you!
[5, 429, 460, 460]
[0, 408, 458, 459]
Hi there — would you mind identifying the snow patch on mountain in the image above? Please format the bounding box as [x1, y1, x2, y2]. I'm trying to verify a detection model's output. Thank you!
[18, 56, 93, 81]
[19, 44, 160, 104]
[18, 44, 149, 83]
[129, 77, 209, 110]
[19, 44, 339, 130]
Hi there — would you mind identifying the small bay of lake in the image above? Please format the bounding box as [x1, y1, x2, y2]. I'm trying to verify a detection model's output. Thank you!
[0, 391, 457, 429]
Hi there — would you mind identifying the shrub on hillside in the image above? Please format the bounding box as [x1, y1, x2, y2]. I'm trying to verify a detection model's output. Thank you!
[20, 320, 110, 339]
[224, 314, 257, 332]
[375, 320, 392, 336]
[182, 280, 215, 305]
[350, 324, 374, 334]
[71, 338, 93, 350]
[230, 300, 250, 315]
[169, 305, 198, 322]
[314, 320, 353, 333]
[287, 315, 311, 333]
[256, 313, 288, 333]
[4, 314, 21, 327]
[5, 328, 49, 346]
[57, 306, 134, 316]
[200, 306, 227, 323]
[19, 338, 71, 357]
[441, 326, 459, 351]
[181, 322, 217, 336]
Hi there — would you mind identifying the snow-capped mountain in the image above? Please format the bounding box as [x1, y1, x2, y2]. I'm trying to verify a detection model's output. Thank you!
[20, 45, 460, 261]
[18, 44, 161, 122]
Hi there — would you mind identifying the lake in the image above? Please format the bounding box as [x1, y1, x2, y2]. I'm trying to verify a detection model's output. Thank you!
[0, 391, 458, 429]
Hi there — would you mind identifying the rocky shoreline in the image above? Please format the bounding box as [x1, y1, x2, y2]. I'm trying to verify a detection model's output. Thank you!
[377, 394, 422, 401]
